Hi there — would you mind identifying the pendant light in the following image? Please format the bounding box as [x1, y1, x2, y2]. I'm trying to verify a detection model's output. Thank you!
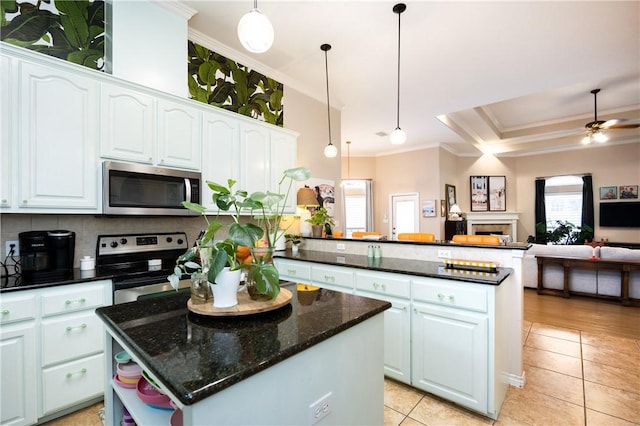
[321, 43, 338, 158]
[237, 0, 274, 53]
[390, 3, 407, 145]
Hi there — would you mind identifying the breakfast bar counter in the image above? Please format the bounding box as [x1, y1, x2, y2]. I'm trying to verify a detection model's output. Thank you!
[96, 282, 390, 425]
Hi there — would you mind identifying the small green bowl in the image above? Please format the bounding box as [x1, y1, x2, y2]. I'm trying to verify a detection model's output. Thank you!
[115, 351, 131, 364]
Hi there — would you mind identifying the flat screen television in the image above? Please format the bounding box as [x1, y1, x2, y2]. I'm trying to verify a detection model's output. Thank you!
[599, 202, 640, 227]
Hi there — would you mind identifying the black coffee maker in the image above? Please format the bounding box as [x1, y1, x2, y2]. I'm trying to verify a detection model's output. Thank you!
[19, 230, 75, 284]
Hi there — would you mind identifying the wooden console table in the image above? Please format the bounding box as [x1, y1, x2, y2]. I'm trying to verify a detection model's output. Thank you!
[536, 255, 640, 306]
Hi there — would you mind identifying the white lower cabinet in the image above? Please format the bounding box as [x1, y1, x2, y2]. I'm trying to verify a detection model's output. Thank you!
[0, 280, 112, 424]
[411, 300, 488, 412]
[355, 270, 411, 384]
[0, 321, 37, 426]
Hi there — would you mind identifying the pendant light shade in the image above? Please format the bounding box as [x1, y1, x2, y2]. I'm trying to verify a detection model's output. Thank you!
[237, 1, 274, 53]
[391, 3, 407, 145]
[321, 43, 337, 158]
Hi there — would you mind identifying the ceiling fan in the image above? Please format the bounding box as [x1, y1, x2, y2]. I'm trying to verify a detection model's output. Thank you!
[582, 88, 640, 144]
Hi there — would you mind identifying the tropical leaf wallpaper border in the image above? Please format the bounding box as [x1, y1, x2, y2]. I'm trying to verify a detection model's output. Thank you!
[188, 40, 284, 127]
[1, 0, 105, 71]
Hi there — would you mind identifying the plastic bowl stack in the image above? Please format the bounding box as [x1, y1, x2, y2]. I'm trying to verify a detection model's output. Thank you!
[136, 373, 173, 410]
[114, 351, 142, 389]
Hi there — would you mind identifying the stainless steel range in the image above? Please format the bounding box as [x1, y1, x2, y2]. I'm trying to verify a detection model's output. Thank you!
[96, 232, 192, 304]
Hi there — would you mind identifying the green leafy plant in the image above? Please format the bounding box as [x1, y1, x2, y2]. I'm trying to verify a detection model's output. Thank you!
[168, 167, 311, 299]
[306, 207, 334, 227]
[1, 0, 105, 70]
[527, 221, 594, 245]
[187, 40, 283, 125]
[285, 234, 302, 246]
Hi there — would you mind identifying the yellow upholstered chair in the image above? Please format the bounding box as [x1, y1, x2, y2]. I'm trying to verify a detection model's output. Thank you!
[351, 231, 382, 239]
[397, 233, 435, 242]
[452, 235, 501, 245]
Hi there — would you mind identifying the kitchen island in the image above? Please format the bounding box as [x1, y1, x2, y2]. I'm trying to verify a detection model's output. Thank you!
[96, 282, 391, 425]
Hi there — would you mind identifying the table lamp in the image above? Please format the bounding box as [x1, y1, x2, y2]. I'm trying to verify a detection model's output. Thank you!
[449, 204, 462, 220]
[296, 187, 319, 236]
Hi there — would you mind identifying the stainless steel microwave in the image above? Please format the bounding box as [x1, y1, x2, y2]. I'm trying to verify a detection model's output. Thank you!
[102, 161, 201, 216]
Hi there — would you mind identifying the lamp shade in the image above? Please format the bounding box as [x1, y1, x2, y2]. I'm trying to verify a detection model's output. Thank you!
[450, 204, 462, 214]
[390, 127, 406, 145]
[237, 8, 274, 53]
[297, 187, 319, 206]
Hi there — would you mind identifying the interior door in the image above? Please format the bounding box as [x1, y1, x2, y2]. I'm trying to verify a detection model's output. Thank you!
[390, 193, 419, 240]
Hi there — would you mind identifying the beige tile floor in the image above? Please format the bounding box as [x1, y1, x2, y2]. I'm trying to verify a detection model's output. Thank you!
[384, 321, 640, 426]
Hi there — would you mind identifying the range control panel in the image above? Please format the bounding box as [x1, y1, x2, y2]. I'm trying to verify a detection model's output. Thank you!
[96, 232, 188, 256]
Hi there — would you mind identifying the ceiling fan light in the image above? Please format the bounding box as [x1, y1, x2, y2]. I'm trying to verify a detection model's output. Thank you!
[324, 143, 338, 158]
[390, 127, 406, 145]
[581, 134, 591, 145]
[237, 8, 274, 53]
[593, 131, 608, 143]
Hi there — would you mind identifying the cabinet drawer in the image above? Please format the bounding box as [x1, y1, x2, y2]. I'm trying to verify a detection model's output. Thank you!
[41, 353, 104, 415]
[356, 271, 410, 299]
[412, 278, 488, 313]
[41, 311, 104, 366]
[311, 265, 354, 290]
[41, 283, 107, 317]
[275, 259, 311, 281]
[0, 293, 36, 324]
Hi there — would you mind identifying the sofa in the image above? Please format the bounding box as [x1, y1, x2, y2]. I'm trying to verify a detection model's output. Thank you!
[522, 244, 640, 300]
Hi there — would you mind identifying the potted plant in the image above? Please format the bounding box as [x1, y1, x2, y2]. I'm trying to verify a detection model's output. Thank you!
[305, 207, 334, 237]
[168, 167, 311, 305]
[285, 233, 303, 254]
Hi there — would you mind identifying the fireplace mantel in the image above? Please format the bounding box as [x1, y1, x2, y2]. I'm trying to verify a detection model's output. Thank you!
[465, 212, 521, 241]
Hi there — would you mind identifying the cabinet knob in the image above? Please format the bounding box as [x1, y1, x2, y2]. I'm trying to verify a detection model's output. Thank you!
[1, 309, 9, 315]
[287, 269, 296, 275]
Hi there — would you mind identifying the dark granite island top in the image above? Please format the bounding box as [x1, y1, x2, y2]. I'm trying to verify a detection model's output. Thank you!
[97, 282, 391, 425]
[275, 250, 513, 286]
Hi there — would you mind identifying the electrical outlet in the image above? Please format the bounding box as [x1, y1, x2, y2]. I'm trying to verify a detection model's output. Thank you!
[437, 249, 451, 259]
[5, 240, 19, 257]
[309, 392, 332, 425]
[336, 243, 345, 250]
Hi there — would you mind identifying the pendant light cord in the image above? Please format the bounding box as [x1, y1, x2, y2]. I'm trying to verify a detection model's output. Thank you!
[322, 44, 333, 145]
[396, 7, 401, 128]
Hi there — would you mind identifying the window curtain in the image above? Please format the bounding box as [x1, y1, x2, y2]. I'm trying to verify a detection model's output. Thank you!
[534, 178, 546, 241]
[582, 175, 595, 240]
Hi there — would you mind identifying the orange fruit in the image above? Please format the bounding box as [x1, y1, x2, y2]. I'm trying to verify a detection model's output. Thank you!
[236, 245, 251, 260]
[243, 255, 253, 265]
[255, 239, 268, 248]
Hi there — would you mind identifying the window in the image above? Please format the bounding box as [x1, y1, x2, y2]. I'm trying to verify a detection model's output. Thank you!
[545, 175, 583, 230]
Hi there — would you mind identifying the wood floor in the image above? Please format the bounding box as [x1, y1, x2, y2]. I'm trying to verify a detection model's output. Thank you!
[523, 288, 640, 340]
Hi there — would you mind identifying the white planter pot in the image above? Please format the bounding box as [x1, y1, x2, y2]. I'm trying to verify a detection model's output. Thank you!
[209, 267, 242, 308]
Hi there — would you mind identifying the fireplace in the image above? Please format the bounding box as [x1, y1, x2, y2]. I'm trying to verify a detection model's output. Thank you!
[465, 212, 520, 241]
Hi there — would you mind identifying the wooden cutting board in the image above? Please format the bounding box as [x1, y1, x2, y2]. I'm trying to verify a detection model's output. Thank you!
[187, 287, 292, 317]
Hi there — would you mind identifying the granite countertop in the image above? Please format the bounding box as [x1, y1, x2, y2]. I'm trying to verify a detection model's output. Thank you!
[275, 250, 513, 285]
[0, 268, 115, 293]
[95, 282, 390, 406]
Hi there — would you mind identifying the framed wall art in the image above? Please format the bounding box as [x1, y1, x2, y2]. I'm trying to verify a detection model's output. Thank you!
[619, 185, 639, 199]
[470, 176, 488, 211]
[600, 186, 617, 200]
[445, 184, 456, 217]
[422, 199, 436, 217]
[488, 176, 506, 211]
[440, 200, 446, 217]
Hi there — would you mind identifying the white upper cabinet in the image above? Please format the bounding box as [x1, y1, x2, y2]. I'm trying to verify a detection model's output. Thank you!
[18, 61, 99, 211]
[201, 111, 241, 210]
[156, 98, 202, 170]
[270, 130, 298, 214]
[240, 122, 271, 197]
[1, 54, 12, 208]
[100, 84, 155, 164]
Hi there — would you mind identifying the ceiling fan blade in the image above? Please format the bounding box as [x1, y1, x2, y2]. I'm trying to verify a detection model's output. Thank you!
[605, 123, 640, 129]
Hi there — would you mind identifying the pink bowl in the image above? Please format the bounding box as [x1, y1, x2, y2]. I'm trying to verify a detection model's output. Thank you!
[113, 374, 136, 389]
[136, 376, 172, 409]
[117, 362, 142, 379]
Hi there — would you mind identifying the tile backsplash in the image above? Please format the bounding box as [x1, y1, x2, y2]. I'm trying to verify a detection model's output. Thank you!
[0, 213, 235, 269]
